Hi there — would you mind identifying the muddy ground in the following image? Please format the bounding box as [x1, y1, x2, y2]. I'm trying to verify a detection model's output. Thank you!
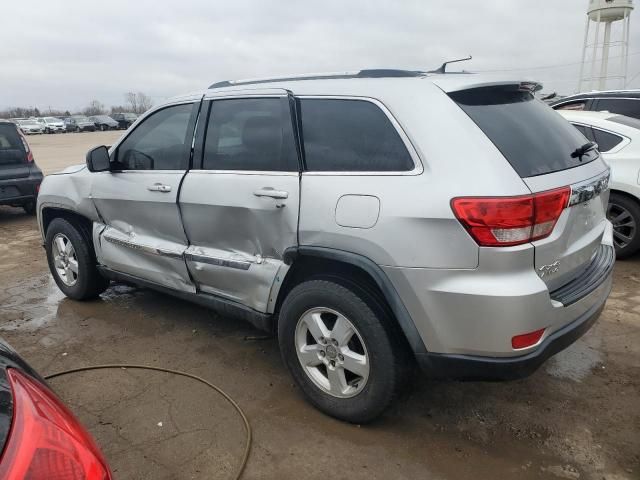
[0, 132, 638, 479]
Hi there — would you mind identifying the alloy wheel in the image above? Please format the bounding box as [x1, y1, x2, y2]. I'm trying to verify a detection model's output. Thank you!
[52, 233, 79, 286]
[295, 307, 370, 398]
[607, 201, 637, 250]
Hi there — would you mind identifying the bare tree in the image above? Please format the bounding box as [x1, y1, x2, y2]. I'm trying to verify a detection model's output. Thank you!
[82, 100, 106, 116]
[125, 92, 153, 114]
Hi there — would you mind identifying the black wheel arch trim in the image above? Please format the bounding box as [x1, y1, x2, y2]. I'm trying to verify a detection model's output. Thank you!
[283, 246, 427, 354]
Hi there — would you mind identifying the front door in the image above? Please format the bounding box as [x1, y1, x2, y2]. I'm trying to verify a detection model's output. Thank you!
[91, 100, 200, 292]
[179, 93, 300, 312]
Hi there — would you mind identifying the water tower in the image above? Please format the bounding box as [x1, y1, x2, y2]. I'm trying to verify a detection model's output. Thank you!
[578, 0, 634, 91]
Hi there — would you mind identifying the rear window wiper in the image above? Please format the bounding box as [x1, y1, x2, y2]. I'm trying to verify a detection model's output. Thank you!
[571, 141, 598, 161]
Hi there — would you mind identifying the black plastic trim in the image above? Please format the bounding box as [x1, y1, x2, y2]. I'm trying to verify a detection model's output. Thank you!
[97, 266, 272, 332]
[285, 246, 427, 354]
[550, 245, 615, 306]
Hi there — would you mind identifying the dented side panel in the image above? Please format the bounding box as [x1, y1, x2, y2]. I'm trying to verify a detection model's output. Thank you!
[179, 171, 300, 312]
[37, 166, 100, 242]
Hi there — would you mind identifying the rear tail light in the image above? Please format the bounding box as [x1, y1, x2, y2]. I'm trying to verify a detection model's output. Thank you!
[17, 131, 34, 163]
[0, 369, 112, 480]
[451, 187, 571, 247]
[512, 328, 546, 350]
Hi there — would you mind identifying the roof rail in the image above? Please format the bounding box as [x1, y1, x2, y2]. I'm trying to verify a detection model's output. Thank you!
[208, 69, 425, 89]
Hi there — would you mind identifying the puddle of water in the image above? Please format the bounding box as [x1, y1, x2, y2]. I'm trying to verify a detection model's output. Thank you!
[0, 275, 65, 332]
[545, 339, 603, 382]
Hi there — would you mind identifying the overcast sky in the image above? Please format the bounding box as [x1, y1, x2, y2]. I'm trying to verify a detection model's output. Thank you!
[2, 0, 639, 112]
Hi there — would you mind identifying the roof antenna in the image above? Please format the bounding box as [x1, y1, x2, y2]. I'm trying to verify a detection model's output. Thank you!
[429, 55, 472, 74]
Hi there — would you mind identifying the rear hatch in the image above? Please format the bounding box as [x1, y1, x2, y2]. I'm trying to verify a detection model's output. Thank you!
[449, 84, 610, 290]
[0, 123, 30, 181]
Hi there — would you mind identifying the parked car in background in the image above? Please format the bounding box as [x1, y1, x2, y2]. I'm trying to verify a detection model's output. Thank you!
[15, 119, 43, 135]
[89, 115, 120, 131]
[64, 115, 96, 133]
[551, 90, 640, 120]
[35, 116, 66, 134]
[0, 120, 43, 214]
[558, 110, 640, 258]
[0, 337, 113, 479]
[110, 112, 138, 129]
[38, 70, 614, 423]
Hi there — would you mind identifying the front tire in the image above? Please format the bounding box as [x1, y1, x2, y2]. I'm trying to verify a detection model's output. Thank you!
[278, 279, 406, 423]
[608, 193, 640, 259]
[45, 218, 109, 300]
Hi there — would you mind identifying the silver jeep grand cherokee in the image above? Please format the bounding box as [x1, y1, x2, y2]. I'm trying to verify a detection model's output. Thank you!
[37, 70, 614, 423]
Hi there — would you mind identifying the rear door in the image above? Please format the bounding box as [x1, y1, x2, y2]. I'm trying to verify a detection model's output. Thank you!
[179, 91, 300, 312]
[449, 85, 611, 290]
[0, 124, 30, 182]
[91, 99, 200, 292]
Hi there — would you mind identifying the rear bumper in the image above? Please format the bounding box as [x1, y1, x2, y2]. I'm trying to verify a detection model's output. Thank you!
[415, 294, 607, 380]
[0, 170, 43, 206]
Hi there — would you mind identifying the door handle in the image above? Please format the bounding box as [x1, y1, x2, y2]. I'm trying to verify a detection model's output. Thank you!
[253, 188, 289, 200]
[147, 183, 172, 193]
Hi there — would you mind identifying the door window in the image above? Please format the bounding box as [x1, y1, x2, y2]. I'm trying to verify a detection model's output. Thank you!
[299, 99, 413, 172]
[202, 98, 298, 171]
[115, 103, 194, 170]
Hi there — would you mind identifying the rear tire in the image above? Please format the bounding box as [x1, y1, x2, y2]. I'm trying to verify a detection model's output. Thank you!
[608, 193, 640, 259]
[278, 279, 407, 423]
[45, 218, 109, 300]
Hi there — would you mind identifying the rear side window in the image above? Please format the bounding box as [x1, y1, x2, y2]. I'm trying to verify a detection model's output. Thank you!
[299, 99, 413, 172]
[592, 128, 623, 152]
[572, 124, 595, 141]
[203, 98, 297, 171]
[595, 98, 640, 120]
[451, 86, 598, 177]
[0, 124, 26, 166]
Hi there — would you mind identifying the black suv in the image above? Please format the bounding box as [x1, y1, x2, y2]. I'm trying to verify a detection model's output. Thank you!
[0, 121, 43, 214]
[110, 112, 138, 129]
[551, 90, 640, 119]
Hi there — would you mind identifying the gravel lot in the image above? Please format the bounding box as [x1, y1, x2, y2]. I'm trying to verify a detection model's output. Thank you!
[0, 132, 638, 479]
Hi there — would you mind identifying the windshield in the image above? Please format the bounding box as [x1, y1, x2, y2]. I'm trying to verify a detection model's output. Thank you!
[609, 115, 640, 130]
[44, 117, 61, 122]
[18, 120, 38, 126]
[72, 116, 90, 122]
[450, 86, 599, 178]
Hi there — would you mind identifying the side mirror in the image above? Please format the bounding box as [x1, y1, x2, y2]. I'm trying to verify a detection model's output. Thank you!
[86, 145, 111, 172]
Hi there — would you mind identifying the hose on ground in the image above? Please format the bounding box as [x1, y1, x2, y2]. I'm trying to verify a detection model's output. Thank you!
[45, 364, 251, 480]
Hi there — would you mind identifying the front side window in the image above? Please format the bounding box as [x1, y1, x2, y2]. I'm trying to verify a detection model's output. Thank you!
[299, 99, 413, 172]
[115, 103, 194, 170]
[592, 127, 623, 152]
[203, 98, 297, 171]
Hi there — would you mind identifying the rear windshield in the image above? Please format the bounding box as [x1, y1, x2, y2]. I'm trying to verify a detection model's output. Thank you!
[450, 86, 598, 177]
[0, 124, 26, 165]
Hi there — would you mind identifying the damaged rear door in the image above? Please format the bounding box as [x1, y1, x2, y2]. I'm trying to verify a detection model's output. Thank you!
[179, 91, 300, 312]
[91, 99, 200, 292]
